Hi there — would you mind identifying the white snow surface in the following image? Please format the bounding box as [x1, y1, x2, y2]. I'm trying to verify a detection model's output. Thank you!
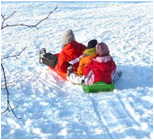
[1, 1, 153, 139]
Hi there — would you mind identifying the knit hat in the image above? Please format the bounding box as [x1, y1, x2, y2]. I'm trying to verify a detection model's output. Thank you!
[96, 42, 110, 56]
[62, 29, 75, 48]
[87, 39, 98, 49]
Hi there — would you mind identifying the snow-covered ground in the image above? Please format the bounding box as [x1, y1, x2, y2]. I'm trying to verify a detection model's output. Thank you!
[1, 1, 153, 139]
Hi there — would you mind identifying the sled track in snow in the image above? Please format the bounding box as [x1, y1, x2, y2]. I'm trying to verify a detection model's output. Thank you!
[90, 93, 149, 139]
[115, 94, 140, 127]
[90, 97, 115, 139]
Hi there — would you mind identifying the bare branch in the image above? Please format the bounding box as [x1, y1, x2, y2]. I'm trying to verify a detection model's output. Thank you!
[1, 46, 27, 119]
[1, 5, 58, 119]
[1, 108, 8, 114]
[1, 63, 22, 119]
[1, 5, 58, 30]
[34, 5, 58, 27]
[1, 46, 27, 60]
[1, 11, 16, 20]
[1, 81, 14, 88]
[1, 11, 16, 29]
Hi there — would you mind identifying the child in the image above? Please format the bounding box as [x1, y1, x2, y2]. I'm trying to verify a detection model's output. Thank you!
[83, 42, 122, 85]
[39, 29, 86, 79]
[67, 39, 97, 84]
[77, 39, 97, 76]
[56, 29, 86, 73]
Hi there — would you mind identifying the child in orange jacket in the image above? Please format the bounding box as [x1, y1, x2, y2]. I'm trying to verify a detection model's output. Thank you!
[77, 39, 98, 76]
[67, 39, 97, 84]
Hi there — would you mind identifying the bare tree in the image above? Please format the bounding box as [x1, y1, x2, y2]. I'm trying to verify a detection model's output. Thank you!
[1, 5, 58, 119]
[1, 5, 58, 30]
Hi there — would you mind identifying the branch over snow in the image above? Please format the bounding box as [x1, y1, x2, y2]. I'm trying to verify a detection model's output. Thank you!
[1, 46, 27, 60]
[1, 5, 58, 30]
[1, 63, 22, 119]
[1, 5, 58, 119]
[1, 45, 28, 119]
[1, 11, 16, 29]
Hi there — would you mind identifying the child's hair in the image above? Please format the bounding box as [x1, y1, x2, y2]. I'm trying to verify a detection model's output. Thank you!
[96, 42, 110, 56]
[82, 39, 98, 56]
[87, 39, 98, 49]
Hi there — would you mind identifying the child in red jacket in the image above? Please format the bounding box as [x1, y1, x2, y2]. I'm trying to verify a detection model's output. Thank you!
[67, 42, 122, 85]
[39, 29, 86, 79]
[83, 42, 122, 85]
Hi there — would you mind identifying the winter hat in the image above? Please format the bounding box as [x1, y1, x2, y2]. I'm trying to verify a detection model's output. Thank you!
[96, 42, 110, 56]
[87, 39, 98, 49]
[62, 29, 75, 48]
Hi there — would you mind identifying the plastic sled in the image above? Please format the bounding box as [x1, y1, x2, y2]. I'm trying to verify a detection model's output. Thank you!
[82, 82, 114, 93]
[49, 66, 67, 80]
[48, 53, 67, 80]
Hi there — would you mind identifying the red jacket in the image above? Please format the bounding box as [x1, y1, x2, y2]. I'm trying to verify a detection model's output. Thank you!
[56, 41, 86, 73]
[83, 56, 116, 84]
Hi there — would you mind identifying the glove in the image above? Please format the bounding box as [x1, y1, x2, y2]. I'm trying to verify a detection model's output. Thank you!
[67, 65, 73, 76]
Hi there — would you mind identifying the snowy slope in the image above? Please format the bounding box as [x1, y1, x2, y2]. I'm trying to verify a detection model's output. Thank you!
[1, 1, 153, 139]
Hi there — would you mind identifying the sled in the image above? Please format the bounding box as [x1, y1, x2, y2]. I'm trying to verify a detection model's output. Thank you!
[49, 66, 67, 80]
[82, 82, 114, 93]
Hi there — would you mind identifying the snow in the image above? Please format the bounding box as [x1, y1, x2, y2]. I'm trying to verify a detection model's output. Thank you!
[1, 1, 153, 139]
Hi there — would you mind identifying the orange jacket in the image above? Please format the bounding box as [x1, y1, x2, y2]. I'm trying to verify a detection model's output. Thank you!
[77, 54, 95, 76]
[56, 41, 86, 74]
[77, 48, 96, 76]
